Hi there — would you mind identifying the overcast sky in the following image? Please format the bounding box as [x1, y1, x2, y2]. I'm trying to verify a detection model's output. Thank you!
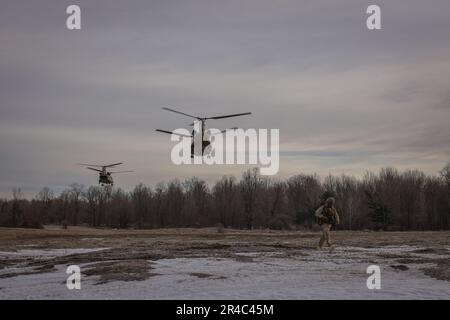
[1, 0, 450, 197]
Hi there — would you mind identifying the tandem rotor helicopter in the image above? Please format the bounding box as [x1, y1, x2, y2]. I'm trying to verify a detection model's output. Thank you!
[156, 107, 252, 157]
[78, 162, 133, 186]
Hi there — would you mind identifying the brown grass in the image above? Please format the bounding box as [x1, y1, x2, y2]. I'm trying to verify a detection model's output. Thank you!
[423, 258, 450, 281]
[82, 260, 157, 284]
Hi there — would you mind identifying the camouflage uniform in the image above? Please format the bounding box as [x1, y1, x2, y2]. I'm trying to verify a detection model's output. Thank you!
[315, 197, 340, 248]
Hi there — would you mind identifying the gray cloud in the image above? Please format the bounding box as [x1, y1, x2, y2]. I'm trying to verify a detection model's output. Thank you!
[1, 0, 450, 197]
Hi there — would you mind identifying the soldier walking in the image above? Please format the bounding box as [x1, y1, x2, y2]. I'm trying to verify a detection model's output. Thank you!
[315, 197, 340, 249]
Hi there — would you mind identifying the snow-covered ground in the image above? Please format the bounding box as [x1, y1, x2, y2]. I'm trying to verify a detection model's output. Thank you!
[0, 245, 449, 299]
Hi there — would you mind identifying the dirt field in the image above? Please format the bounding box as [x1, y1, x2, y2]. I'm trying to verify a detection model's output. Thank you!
[0, 226, 449, 299]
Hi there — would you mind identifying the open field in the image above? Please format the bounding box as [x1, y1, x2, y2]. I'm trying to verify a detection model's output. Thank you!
[0, 226, 449, 299]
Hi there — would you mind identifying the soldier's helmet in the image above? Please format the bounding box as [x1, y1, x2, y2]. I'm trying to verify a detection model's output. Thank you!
[326, 197, 335, 206]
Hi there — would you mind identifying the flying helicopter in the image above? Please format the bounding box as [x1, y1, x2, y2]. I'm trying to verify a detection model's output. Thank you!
[156, 107, 252, 157]
[78, 162, 133, 186]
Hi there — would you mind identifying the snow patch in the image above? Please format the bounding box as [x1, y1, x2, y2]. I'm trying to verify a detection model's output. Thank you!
[0, 245, 449, 299]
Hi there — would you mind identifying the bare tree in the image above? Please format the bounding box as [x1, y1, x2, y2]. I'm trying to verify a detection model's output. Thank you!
[97, 186, 112, 226]
[240, 168, 262, 230]
[153, 182, 166, 228]
[58, 190, 71, 228]
[213, 175, 239, 227]
[439, 162, 450, 229]
[132, 183, 152, 228]
[165, 180, 185, 226]
[10, 187, 23, 227]
[286, 174, 321, 226]
[184, 177, 209, 227]
[3, 164, 450, 231]
[68, 183, 84, 226]
[334, 175, 359, 230]
[423, 176, 442, 230]
[0, 198, 7, 226]
[110, 188, 131, 228]
[84, 186, 100, 227]
[35, 186, 54, 227]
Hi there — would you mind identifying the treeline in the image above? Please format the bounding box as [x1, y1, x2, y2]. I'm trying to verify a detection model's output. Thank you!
[1, 164, 449, 231]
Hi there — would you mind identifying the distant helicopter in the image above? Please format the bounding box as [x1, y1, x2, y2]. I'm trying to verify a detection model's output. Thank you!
[156, 107, 252, 157]
[78, 162, 133, 186]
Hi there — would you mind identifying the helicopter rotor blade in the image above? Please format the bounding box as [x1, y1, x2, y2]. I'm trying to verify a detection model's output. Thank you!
[162, 107, 200, 120]
[109, 170, 134, 174]
[78, 163, 104, 167]
[78, 163, 122, 168]
[208, 127, 239, 136]
[156, 129, 192, 138]
[205, 112, 252, 120]
[104, 162, 123, 168]
[86, 167, 102, 172]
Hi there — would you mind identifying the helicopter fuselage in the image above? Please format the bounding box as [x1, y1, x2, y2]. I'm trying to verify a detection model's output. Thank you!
[99, 172, 114, 185]
[190, 139, 211, 158]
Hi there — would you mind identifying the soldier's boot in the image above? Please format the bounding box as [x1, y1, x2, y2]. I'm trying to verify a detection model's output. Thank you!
[318, 236, 325, 250]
